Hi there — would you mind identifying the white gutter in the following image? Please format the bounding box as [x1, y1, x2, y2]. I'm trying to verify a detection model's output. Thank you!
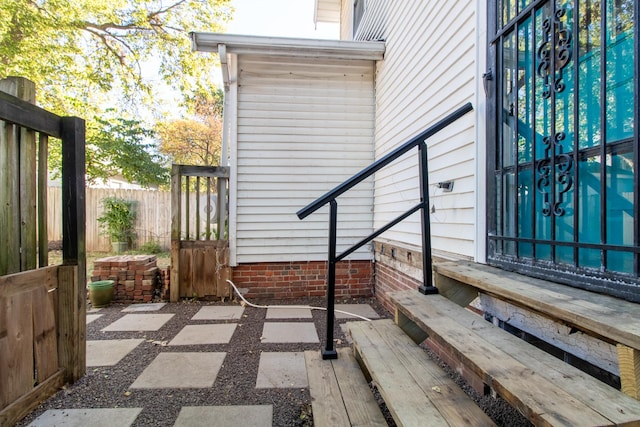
[190, 32, 385, 60]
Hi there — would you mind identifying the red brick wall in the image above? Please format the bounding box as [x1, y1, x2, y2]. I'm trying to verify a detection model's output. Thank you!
[230, 260, 374, 299]
[374, 259, 422, 313]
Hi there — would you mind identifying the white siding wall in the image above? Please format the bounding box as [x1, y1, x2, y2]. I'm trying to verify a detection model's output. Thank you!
[373, 0, 478, 259]
[235, 55, 375, 263]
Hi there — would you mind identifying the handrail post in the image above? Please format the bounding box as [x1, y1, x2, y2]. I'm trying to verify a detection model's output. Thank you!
[418, 141, 438, 295]
[322, 199, 339, 360]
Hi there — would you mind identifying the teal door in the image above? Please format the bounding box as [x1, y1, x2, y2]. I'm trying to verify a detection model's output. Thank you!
[488, 0, 638, 299]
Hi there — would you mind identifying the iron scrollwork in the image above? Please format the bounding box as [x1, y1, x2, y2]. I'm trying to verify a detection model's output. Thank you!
[536, 8, 573, 98]
[535, 6, 574, 217]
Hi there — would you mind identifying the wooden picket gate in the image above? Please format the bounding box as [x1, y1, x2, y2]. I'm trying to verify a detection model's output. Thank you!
[170, 165, 230, 301]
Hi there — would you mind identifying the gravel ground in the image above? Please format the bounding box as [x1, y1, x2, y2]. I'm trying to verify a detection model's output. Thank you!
[17, 296, 531, 426]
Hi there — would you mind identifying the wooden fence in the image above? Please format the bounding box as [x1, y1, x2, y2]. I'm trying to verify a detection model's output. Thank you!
[47, 187, 226, 253]
[47, 187, 172, 252]
[1, 77, 86, 425]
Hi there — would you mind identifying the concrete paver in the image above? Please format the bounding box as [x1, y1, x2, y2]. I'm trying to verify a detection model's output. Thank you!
[266, 306, 313, 319]
[130, 352, 226, 389]
[169, 324, 237, 346]
[334, 303, 380, 320]
[255, 352, 308, 388]
[261, 322, 319, 343]
[28, 408, 142, 427]
[86, 339, 144, 366]
[86, 314, 103, 324]
[192, 306, 244, 320]
[173, 405, 273, 427]
[101, 313, 175, 331]
[122, 302, 167, 312]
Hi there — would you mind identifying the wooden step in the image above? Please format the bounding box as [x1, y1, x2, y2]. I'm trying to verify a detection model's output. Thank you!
[391, 290, 640, 427]
[304, 347, 387, 427]
[347, 319, 496, 427]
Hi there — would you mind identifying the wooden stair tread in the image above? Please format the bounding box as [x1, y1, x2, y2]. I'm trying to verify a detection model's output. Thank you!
[391, 290, 640, 426]
[435, 260, 640, 349]
[305, 347, 387, 427]
[347, 319, 496, 427]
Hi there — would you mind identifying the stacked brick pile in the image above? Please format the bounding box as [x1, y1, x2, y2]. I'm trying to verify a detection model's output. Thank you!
[91, 255, 160, 303]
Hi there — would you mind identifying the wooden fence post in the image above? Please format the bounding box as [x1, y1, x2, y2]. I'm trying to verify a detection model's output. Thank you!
[60, 116, 86, 382]
[170, 164, 181, 302]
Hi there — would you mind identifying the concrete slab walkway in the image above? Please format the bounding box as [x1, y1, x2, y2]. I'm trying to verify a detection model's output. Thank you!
[24, 300, 382, 427]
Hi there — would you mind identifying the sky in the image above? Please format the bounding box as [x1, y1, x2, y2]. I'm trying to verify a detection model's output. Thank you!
[226, 0, 339, 39]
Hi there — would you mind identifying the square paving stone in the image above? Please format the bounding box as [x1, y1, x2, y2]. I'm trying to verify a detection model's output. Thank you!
[261, 322, 319, 343]
[101, 313, 175, 332]
[169, 324, 237, 346]
[266, 306, 313, 319]
[192, 306, 244, 320]
[130, 352, 226, 389]
[86, 314, 103, 324]
[87, 339, 144, 366]
[173, 405, 272, 427]
[122, 302, 167, 312]
[256, 352, 308, 388]
[334, 304, 381, 320]
[28, 408, 142, 427]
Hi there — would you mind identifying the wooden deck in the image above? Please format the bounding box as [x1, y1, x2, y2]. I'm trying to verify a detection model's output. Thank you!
[305, 347, 387, 427]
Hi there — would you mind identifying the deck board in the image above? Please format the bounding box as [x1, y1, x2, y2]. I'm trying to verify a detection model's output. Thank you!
[391, 290, 640, 426]
[305, 347, 386, 427]
[434, 261, 640, 349]
[348, 319, 495, 427]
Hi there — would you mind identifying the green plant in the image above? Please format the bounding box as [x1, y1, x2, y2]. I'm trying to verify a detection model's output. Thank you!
[97, 197, 137, 243]
[138, 240, 163, 254]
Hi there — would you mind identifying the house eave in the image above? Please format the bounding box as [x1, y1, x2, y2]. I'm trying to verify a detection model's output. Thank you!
[190, 32, 385, 61]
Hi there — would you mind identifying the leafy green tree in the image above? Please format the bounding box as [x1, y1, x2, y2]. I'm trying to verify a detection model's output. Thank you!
[0, 0, 232, 115]
[1, 0, 231, 185]
[49, 111, 171, 187]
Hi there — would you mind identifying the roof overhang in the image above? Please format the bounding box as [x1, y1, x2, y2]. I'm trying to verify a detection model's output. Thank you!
[190, 32, 385, 61]
[314, 0, 341, 24]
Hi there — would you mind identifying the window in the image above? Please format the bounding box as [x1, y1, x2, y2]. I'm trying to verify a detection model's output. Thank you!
[353, 0, 365, 36]
[488, 0, 639, 299]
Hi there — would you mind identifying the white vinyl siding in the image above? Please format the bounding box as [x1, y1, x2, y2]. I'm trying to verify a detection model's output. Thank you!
[235, 55, 375, 263]
[373, 0, 477, 259]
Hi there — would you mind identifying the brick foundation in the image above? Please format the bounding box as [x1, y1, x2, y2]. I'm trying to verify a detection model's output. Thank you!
[230, 260, 374, 299]
[374, 259, 422, 313]
[91, 255, 161, 303]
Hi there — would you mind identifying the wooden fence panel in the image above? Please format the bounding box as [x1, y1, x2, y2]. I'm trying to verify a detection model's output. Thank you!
[177, 241, 230, 299]
[0, 267, 61, 422]
[48, 187, 224, 253]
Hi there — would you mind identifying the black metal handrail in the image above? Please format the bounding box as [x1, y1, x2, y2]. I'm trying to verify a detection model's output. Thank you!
[297, 102, 473, 359]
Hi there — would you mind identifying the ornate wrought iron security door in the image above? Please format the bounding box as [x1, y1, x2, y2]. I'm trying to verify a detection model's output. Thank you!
[488, 0, 639, 299]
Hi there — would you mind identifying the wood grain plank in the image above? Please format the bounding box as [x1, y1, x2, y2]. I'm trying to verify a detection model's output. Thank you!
[434, 261, 640, 349]
[216, 243, 230, 298]
[390, 291, 625, 426]
[0, 266, 57, 298]
[304, 350, 351, 427]
[618, 344, 640, 399]
[348, 320, 452, 427]
[350, 320, 494, 427]
[32, 284, 58, 382]
[191, 247, 206, 298]
[179, 246, 193, 298]
[0, 369, 64, 427]
[391, 290, 640, 425]
[201, 245, 216, 297]
[332, 347, 387, 427]
[0, 291, 34, 408]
